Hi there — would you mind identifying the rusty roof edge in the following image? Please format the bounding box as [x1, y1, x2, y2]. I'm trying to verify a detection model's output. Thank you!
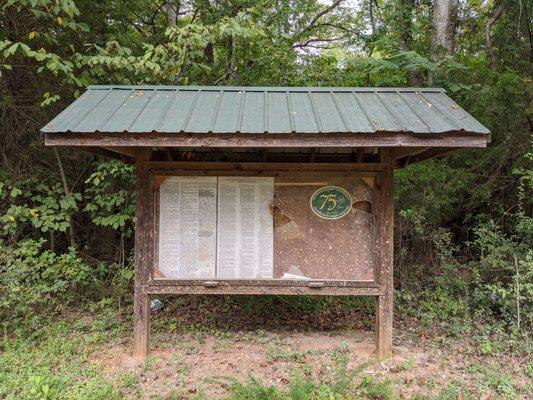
[436, 91, 491, 135]
[42, 130, 490, 137]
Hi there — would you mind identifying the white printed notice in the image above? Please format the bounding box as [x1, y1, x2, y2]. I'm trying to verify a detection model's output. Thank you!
[217, 177, 274, 279]
[158, 177, 217, 279]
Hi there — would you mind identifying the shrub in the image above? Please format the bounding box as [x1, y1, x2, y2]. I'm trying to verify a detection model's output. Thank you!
[471, 215, 533, 331]
[0, 239, 98, 324]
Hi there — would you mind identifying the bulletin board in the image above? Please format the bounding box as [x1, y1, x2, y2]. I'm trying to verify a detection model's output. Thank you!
[152, 172, 379, 285]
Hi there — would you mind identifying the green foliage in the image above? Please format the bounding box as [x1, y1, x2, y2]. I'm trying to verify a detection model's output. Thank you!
[1, 179, 80, 237]
[79, 8, 269, 85]
[84, 161, 135, 232]
[0, 239, 96, 323]
[0, 1, 531, 388]
[216, 370, 381, 400]
[214, 366, 398, 400]
[359, 376, 395, 400]
[396, 207, 532, 332]
[1, 0, 89, 86]
[28, 374, 63, 400]
[0, 317, 121, 399]
[471, 215, 533, 330]
[417, 288, 469, 324]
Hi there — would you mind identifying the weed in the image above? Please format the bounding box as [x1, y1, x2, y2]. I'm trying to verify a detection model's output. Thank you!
[469, 362, 520, 399]
[433, 382, 474, 400]
[397, 357, 416, 372]
[425, 377, 437, 389]
[28, 374, 63, 400]
[118, 372, 139, 388]
[525, 361, 533, 377]
[359, 376, 395, 400]
[265, 342, 304, 363]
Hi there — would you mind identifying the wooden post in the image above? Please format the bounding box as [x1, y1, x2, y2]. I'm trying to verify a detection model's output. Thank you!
[376, 148, 394, 358]
[134, 148, 152, 360]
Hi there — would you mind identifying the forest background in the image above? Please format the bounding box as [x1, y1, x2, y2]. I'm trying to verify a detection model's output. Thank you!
[0, 0, 531, 399]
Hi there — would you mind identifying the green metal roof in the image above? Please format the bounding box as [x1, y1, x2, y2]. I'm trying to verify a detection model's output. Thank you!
[41, 85, 490, 135]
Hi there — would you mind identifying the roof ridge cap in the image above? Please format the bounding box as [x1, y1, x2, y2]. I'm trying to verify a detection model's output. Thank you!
[86, 85, 446, 93]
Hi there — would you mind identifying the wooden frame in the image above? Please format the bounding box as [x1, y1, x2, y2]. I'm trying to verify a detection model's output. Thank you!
[149, 165, 380, 286]
[132, 150, 396, 360]
[134, 148, 152, 359]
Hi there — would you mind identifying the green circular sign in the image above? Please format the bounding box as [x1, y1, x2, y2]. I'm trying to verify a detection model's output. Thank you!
[310, 186, 352, 219]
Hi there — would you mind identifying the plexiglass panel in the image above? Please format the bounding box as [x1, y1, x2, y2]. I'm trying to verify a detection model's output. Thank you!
[156, 176, 217, 279]
[273, 176, 377, 281]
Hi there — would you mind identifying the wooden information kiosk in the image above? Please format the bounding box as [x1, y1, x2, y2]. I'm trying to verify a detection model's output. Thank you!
[42, 85, 489, 360]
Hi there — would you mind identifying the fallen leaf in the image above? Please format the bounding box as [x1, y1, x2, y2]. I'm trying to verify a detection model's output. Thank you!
[136, 90, 145, 97]
[56, 16, 63, 25]
[451, 104, 458, 109]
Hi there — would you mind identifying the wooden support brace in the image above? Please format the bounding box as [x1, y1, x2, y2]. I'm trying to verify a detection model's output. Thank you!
[133, 148, 152, 360]
[376, 148, 394, 359]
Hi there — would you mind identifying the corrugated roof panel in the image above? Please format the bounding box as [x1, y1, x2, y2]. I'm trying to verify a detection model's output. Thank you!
[41, 85, 490, 136]
[240, 91, 265, 133]
[267, 91, 291, 133]
[159, 90, 198, 132]
[312, 92, 347, 132]
[356, 92, 403, 131]
[421, 92, 488, 133]
[399, 92, 458, 133]
[185, 90, 222, 133]
[212, 90, 241, 133]
[289, 92, 320, 132]
[100, 89, 156, 132]
[377, 92, 430, 133]
[75, 89, 133, 132]
[45, 88, 110, 132]
[129, 90, 174, 132]
[333, 92, 374, 133]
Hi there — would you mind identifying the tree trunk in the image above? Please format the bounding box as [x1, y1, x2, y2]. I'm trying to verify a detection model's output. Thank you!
[432, 0, 458, 56]
[485, 5, 504, 70]
[394, 0, 423, 85]
[395, 0, 415, 51]
[204, 42, 214, 65]
[369, 0, 376, 35]
[167, 1, 179, 27]
[53, 148, 76, 248]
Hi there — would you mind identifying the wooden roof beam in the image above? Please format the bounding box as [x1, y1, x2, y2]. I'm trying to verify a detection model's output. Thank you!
[45, 132, 489, 149]
[395, 147, 467, 168]
[71, 146, 134, 163]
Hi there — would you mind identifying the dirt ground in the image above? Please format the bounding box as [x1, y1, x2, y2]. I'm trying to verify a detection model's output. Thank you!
[93, 326, 530, 399]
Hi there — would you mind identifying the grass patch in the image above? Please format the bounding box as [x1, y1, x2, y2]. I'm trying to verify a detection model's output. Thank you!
[0, 315, 122, 399]
[0, 305, 528, 399]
